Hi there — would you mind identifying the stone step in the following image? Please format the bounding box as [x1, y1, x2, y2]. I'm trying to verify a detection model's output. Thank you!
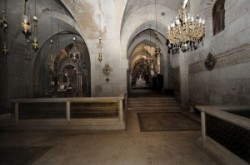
[127, 106, 181, 111]
[128, 103, 178, 107]
[128, 97, 175, 101]
[128, 100, 177, 104]
[127, 95, 180, 111]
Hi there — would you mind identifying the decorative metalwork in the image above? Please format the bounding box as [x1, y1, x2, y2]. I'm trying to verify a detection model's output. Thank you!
[69, 37, 80, 63]
[204, 53, 216, 71]
[167, 0, 205, 53]
[102, 64, 112, 77]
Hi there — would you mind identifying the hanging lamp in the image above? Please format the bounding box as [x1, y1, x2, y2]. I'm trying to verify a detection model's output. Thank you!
[69, 0, 80, 63]
[32, 0, 39, 52]
[154, 0, 161, 74]
[1, 0, 8, 61]
[69, 37, 80, 63]
[98, 0, 103, 63]
[21, 0, 32, 38]
[26, 39, 31, 61]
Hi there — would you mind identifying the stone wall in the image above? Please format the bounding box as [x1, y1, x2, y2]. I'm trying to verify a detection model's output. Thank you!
[189, 44, 250, 105]
[188, 0, 250, 105]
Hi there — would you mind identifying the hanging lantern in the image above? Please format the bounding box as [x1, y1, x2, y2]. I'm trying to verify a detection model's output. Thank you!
[21, 0, 31, 37]
[2, 42, 8, 56]
[32, 16, 39, 52]
[48, 39, 54, 70]
[26, 39, 31, 62]
[98, 37, 103, 63]
[0, 10, 8, 30]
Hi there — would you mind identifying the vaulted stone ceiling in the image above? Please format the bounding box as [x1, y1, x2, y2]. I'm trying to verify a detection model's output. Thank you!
[1, 0, 183, 54]
[0, 0, 187, 86]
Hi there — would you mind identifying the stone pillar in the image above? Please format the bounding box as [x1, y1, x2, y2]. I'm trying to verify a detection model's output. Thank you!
[179, 52, 189, 109]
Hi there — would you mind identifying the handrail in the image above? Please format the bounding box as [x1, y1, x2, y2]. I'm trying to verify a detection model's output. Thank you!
[196, 105, 250, 130]
[195, 105, 250, 165]
[11, 96, 124, 103]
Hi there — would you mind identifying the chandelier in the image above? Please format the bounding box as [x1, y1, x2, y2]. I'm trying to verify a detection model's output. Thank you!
[167, 0, 205, 53]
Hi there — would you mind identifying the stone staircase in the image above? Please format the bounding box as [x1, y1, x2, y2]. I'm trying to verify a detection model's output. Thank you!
[128, 96, 181, 112]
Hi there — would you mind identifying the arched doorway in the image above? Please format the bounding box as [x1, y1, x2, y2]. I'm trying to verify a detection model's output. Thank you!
[33, 33, 91, 97]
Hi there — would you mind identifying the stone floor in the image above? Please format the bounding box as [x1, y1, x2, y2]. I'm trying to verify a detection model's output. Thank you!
[0, 113, 224, 165]
[0, 89, 224, 165]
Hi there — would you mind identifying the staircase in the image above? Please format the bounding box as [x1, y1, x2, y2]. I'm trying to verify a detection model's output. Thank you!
[128, 97, 181, 112]
[128, 89, 181, 112]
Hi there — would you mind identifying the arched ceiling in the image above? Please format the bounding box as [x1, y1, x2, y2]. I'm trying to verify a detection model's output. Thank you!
[121, 0, 182, 31]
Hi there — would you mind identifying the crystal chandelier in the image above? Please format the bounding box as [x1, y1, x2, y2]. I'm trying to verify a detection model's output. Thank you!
[167, 0, 205, 54]
[21, 0, 32, 38]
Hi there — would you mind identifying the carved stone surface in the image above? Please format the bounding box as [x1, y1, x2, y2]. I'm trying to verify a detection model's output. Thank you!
[189, 44, 250, 74]
[102, 64, 112, 77]
[204, 53, 216, 71]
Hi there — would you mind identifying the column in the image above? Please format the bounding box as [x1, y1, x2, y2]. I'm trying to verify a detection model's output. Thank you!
[179, 52, 189, 109]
